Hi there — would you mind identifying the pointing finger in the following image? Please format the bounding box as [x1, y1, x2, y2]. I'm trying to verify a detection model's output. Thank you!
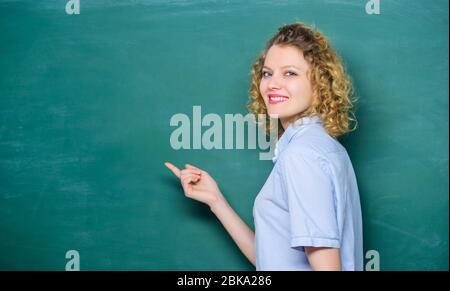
[181, 168, 202, 176]
[164, 162, 181, 178]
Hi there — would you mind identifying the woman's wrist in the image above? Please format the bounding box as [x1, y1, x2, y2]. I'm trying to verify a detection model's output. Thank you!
[209, 193, 228, 213]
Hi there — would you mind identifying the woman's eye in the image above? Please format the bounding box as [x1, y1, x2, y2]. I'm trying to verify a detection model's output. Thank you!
[262, 71, 272, 78]
[285, 71, 297, 76]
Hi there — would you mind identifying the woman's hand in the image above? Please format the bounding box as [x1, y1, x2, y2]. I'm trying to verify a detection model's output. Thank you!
[164, 162, 224, 208]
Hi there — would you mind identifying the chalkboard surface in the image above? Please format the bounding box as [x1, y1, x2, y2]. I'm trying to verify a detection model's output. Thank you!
[0, 0, 448, 270]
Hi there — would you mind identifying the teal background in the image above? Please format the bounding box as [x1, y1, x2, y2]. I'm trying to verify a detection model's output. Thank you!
[0, 0, 448, 270]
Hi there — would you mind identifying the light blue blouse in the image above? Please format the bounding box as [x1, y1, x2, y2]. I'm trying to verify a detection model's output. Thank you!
[253, 116, 363, 271]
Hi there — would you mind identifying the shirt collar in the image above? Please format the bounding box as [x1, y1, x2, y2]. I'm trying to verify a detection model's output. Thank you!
[272, 115, 323, 163]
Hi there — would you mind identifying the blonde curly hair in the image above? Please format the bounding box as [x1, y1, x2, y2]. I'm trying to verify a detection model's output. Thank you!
[247, 22, 357, 138]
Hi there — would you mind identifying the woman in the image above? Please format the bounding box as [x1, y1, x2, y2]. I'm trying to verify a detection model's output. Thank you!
[165, 22, 363, 271]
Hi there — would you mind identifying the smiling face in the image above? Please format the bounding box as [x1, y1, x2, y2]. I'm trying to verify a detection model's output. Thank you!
[259, 45, 314, 129]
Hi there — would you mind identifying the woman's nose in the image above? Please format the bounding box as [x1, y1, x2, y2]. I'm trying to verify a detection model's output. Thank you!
[268, 75, 282, 90]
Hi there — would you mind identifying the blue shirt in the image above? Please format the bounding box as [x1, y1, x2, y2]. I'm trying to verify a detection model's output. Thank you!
[253, 116, 363, 271]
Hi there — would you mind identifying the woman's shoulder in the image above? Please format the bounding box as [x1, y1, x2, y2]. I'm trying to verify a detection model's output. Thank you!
[276, 135, 345, 179]
[287, 126, 346, 158]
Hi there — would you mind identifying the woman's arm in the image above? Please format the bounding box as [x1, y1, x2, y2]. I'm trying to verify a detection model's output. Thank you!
[304, 247, 341, 271]
[210, 198, 256, 267]
[165, 162, 256, 267]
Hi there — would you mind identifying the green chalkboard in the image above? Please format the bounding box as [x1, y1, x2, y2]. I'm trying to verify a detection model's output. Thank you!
[0, 0, 448, 270]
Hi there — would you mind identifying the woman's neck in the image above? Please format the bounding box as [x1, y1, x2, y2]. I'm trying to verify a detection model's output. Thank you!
[280, 115, 301, 130]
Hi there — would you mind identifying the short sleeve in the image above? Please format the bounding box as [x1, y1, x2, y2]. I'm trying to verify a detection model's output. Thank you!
[277, 149, 340, 250]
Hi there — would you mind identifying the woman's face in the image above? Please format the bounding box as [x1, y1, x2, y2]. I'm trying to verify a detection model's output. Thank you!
[259, 45, 313, 128]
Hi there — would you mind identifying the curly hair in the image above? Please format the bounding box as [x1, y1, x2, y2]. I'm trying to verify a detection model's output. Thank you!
[247, 22, 357, 138]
